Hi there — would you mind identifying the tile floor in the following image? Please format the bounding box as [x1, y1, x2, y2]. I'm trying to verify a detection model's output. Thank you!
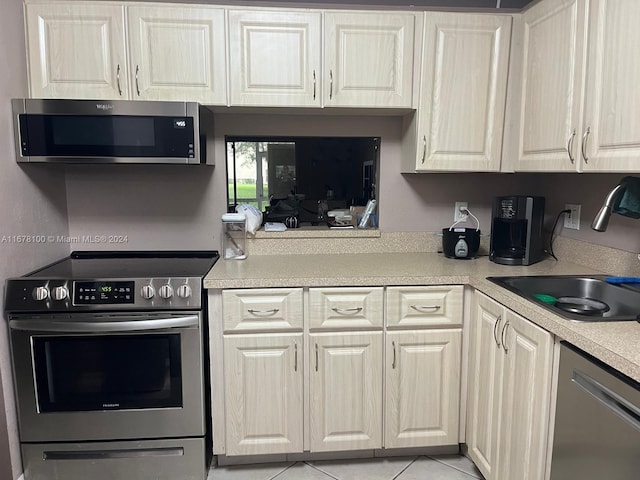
[208, 455, 484, 480]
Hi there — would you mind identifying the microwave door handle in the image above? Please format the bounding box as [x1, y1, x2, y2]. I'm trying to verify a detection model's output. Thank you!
[9, 315, 199, 333]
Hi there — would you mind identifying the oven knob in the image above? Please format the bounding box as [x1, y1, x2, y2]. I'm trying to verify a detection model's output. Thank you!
[159, 284, 174, 299]
[141, 285, 155, 300]
[176, 284, 192, 299]
[33, 286, 49, 301]
[52, 286, 69, 301]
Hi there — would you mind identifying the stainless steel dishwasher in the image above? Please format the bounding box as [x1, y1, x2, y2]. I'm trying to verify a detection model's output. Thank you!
[550, 342, 640, 480]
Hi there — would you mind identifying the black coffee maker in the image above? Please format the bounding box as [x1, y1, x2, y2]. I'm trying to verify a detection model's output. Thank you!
[490, 196, 545, 266]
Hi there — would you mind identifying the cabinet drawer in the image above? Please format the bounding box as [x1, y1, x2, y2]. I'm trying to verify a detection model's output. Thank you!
[222, 288, 303, 332]
[386, 286, 463, 328]
[309, 287, 383, 329]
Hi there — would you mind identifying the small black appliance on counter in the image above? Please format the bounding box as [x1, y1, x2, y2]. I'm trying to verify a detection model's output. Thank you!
[490, 195, 545, 266]
[442, 227, 480, 259]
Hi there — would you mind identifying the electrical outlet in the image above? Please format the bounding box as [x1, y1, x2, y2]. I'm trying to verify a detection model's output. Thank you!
[454, 202, 468, 222]
[564, 204, 581, 230]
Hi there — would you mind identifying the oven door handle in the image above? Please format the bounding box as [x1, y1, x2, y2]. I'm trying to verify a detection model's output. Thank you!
[9, 315, 199, 333]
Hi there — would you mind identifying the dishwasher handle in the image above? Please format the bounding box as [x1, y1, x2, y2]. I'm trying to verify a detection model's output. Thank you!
[573, 369, 640, 433]
[9, 315, 200, 333]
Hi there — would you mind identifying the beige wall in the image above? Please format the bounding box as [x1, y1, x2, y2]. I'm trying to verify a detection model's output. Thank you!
[65, 113, 640, 255]
[0, 0, 70, 478]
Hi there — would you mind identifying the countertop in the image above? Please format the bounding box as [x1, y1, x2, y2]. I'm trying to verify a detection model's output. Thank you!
[204, 253, 640, 382]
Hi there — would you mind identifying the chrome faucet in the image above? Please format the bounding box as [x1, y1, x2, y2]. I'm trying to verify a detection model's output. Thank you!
[591, 176, 640, 232]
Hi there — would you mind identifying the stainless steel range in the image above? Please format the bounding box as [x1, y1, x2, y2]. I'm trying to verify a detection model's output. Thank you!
[4, 251, 219, 480]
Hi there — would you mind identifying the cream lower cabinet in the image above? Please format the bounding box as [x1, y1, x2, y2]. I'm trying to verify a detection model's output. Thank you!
[221, 288, 304, 456]
[467, 291, 554, 480]
[309, 331, 383, 452]
[223, 333, 303, 456]
[402, 12, 512, 172]
[385, 329, 461, 448]
[384, 285, 463, 449]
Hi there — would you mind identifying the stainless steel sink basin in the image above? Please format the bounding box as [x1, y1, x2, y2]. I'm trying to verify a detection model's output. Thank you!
[487, 275, 640, 322]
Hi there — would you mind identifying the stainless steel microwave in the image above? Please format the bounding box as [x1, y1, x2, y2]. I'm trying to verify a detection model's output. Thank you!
[12, 99, 214, 164]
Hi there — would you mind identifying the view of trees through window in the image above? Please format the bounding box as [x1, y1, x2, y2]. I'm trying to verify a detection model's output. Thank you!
[226, 136, 379, 225]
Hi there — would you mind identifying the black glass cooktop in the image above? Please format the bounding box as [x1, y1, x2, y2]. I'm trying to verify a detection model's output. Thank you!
[26, 251, 219, 279]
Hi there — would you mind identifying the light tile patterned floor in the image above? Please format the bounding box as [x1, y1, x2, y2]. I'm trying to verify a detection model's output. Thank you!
[208, 455, 484, 480]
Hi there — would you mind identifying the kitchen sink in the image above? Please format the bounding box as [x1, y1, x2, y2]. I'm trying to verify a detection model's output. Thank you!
[487, 275, 640, 322]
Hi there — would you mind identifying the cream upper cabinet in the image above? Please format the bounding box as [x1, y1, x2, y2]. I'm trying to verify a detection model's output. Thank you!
[581, 0, 640, 172]
[385, 329, 461, 449]
[403, 13, 512, 172]
[127, 5, 227, 104]
[309, 331, 383, 452]
[516, 0, 587, 171]
[323, 11, 416, 108]
[25, 1, 227, 103]
[467, 291, 554, 480]
[228, 9, 321, 107]
[25, 2, 128, 99]
[223, 333, 303, 456]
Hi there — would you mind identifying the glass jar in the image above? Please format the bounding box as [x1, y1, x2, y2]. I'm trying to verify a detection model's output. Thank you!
[221, 213, 247, 260]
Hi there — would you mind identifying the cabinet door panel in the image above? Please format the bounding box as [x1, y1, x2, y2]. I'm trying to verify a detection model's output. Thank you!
[583, 0, 640, 171]
[385, 330, 461, 448]
[228, 10, 321, 106]
[310, 332, 382, 451]
[498, 310, 553, 480]
[127, 5, 227, 104]
[517, 0, 586, 171]
[418, 13, 511, 171]
[25, 3, 127, 99]
[467, 292, 505, 480]
[324, 12, 415, 107]
[224, 334, 303, 455]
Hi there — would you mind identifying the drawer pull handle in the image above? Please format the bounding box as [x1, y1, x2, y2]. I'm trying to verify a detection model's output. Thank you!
[501, 320, 510, 354]
[392, 341, 397, 369]
[331, 307, 363, 315]
[329, 69, 333, 100]
[567, 129, 576, 163]
[315, 344, 319, 372]
[581, 127, 590, 163]
[410, 304, 441, 313]
[135, 65, 141, 96]
[313, 69, 316, 100]
[493, 315, 502, 347]
[294, 343, 298, 372]
[247, 308, 280, 317]
[116, 64, 122, 96]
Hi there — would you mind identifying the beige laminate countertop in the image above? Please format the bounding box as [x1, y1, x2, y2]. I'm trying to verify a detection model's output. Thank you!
[204, 253, 640, 382]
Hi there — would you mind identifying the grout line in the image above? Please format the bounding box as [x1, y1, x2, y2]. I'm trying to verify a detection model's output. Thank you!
[426, 455, 482, 479]
[303, 461, 340, 480]
[390, 456, 420, 480]
[268, 462, 297, 480]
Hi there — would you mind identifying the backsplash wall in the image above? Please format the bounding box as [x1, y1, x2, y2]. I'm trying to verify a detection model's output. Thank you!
[65, 114, 640, 255]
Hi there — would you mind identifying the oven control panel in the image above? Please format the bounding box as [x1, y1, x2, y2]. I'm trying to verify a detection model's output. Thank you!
[73, 281, 135, 305]
[4, 278, 202, 311]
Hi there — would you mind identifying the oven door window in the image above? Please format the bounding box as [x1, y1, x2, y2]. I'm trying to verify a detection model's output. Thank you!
[32, 334, 182, 412]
